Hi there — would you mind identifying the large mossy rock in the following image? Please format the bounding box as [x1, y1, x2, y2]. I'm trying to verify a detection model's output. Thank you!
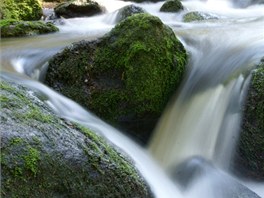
[233, 60, 264, 180]
[54, 0, 104, 18]
[45, 13, 187, 144]
[115, 5, 145, 23]
[0, 0, 42, 21]
[0, 19, 59, 38]
[183, 11, 219, 22]
[0, 78, 151, 197]
[160, 0, 184, 13]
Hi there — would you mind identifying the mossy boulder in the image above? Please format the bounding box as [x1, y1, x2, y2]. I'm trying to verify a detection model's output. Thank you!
[54, 0, 104, 18]
[160, 0, 184, 13]
[116, 5, 145, 23]
[0, 0, 42, 21]
[183, 11, 219, 22]
[233, 59, 264, 180]
[0, 78, 151, 197]
[0, 19, 59, 38]
[45, 13, 187, 144]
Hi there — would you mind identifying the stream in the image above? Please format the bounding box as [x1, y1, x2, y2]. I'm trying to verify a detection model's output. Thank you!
[1, 0, 264, 197]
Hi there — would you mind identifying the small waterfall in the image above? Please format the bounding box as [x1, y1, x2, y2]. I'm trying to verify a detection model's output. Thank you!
[149, 78, 245, 169]
[148, 16, 264, 171]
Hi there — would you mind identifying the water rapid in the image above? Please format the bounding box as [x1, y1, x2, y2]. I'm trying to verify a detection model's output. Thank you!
[1, 0, 264, 197]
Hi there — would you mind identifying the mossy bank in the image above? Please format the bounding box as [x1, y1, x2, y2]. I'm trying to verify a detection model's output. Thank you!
[45, 13, 187, 144]
[0, 78, 151, 197]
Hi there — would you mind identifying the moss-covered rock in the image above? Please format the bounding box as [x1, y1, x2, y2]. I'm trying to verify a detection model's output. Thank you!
[45, 13, 187, 144]
[0, 19, 59, 37]
[233, 59, 264, 180]
[160, 0, 184, 13]
[0, 78, 151, 197]
[0, 0, 42, 21]
[116, 5, 145, 23]
[183, 11, 219, 22]
[54, 0, 104, 18]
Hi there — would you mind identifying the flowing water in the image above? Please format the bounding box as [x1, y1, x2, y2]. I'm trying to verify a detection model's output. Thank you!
[1, 0, 264, 197]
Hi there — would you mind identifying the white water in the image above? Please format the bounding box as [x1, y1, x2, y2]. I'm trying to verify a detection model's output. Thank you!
[1, 0, 264, 197]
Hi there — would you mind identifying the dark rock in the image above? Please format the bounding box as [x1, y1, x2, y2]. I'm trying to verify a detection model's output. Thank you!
[44, 13, 187, 144]
[0, 19, 59, 38]
[160, 0, 184, 13]
[54, 0, 104, 18]
[0, 78, 151, 197]
[233, 59, 264, 181]
[116, 5, 146, 23]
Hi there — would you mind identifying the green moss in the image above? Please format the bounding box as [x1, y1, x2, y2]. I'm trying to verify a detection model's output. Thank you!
[23, 107, 54, 123]
[0, 80, 17, 91]
[23, 147, 40, 176]
[1, 138, 40, 177]
[90, 89, 127, 122]
[93, 13, 187, 119]
[235, 61, 264, 180]
[0, 0, 42, 21]
[0, 20, 59, 38]
[0, 95, 9, 104]
[160, 0, 184, 13]
[0, 80, 57, 126]
[183, 11, 218, 22]
[74, 123, 138, 178]
[10, 138, 24, 146]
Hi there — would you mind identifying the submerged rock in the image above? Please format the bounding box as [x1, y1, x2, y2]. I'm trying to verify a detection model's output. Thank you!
[45, 13, 187, 144]
[0, 78, 151, 197]
[0, 19, 59, 38]
[171, 157, 261, 198]
[233, 59, 264, 180]
[232, 0, 264, 8]
[54, 0, 104, 18]
[160, 0, 184, 13]
[0, 0, 42, 21]
[183, 11, 219, 22]
[116, 5, 146, 23]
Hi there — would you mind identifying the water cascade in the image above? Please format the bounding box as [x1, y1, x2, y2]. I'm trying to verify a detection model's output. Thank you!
[1, 0, 264, 197]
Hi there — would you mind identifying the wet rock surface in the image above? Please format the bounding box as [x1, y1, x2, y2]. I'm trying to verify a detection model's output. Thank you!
[0, 78, 151, 197]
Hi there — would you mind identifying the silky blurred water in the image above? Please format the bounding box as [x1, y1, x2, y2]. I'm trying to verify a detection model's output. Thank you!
[1, 0, 264, 197]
